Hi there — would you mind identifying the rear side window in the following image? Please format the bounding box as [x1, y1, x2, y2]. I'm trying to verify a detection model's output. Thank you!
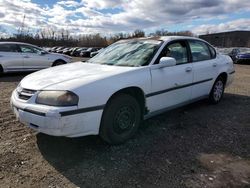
[0, 44, 19, 52]
[208, 45, 216, 58]
[189, 40, 211, 62]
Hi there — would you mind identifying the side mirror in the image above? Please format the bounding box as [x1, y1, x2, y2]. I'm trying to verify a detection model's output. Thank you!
[158, 57, 176, 68]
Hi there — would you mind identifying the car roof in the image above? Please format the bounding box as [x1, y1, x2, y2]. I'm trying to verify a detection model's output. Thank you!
[0, 41, 44, 49]
[0, 41, 36, 45]
[119, 36, 206, 43]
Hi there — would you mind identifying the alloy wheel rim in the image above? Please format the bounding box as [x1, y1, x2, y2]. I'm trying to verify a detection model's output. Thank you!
[213, 80, 224, 101]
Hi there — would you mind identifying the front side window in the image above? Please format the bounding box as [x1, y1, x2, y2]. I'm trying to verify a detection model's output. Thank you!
[160, 41, 188, 65]
[88, 40, 162, 67]
[19, 45, 41, 54]
[0, 44, 19, 52]
[189, 40, 211, 62]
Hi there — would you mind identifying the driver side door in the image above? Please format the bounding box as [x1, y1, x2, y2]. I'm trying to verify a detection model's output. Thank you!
[18, 44, 51, 70]
[147, 40, 193, 113]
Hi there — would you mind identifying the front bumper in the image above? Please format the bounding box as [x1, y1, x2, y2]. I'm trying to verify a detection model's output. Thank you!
[10, 90, 103, 137]
[226, 70, 235, 87]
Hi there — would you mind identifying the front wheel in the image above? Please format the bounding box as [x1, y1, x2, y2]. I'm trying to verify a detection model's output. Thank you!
[209, 77, 225, 104]
[100, 94, 141, 144]
[0, 65, 3, 76]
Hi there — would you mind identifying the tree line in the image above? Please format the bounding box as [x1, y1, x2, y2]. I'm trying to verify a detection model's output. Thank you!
[0, 28, 194, 47]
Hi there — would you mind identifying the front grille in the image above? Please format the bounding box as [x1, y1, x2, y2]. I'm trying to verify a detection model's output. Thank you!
[17, 88, 37, 101]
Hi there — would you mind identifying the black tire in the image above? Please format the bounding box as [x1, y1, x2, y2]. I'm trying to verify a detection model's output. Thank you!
[100, 94, 141, 144]
[0, 65, 3, 76]
[209, 76, 225, 104]
[52, 60, 65, 67]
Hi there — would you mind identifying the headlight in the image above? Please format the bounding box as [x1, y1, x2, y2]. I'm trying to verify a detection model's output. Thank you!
[36, 91, 79, 106]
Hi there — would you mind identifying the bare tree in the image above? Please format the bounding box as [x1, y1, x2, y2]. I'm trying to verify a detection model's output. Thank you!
[132, 29, 145, 38]
[0, 27, 195, 47]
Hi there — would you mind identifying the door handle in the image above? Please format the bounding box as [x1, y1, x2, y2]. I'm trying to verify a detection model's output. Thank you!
[213, 63, 217, 67]
[185, 67, 192, 72]
[23, 55, 30, 58]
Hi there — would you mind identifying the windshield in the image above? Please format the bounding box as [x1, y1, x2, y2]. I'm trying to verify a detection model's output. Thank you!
[87, 39, 162, 67]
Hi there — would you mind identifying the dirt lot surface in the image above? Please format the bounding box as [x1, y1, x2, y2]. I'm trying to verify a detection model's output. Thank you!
[0, 64, 249, 188]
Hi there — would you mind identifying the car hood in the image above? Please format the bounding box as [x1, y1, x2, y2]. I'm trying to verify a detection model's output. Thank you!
[20, 62, 136, 90]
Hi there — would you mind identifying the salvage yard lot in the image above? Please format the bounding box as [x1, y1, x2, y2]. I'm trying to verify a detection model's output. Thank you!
[0, 63, 249, 187]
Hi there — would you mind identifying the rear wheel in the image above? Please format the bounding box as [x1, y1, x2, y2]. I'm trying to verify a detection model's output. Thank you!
[100, 94, 141, 144]
[209, 76, 225, 104]
[52, 60, 65, 66]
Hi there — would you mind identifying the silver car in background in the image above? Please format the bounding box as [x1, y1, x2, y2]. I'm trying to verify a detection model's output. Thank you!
[0, 42, 72, 75]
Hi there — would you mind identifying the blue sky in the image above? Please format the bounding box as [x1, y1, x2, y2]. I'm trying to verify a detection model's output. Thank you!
[32, 0, 57, 6]
[0, 0, 250, 37]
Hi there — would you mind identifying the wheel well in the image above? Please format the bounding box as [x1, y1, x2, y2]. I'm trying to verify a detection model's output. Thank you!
[52, 59, 67, 66]
[0, 64, 3, 73]
[218, 72, 227, 84]
[108, 87, 147, 116]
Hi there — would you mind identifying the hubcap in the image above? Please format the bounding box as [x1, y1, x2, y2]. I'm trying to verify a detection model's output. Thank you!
[213, 80, 224, 101]
[113, 106, 135, 134]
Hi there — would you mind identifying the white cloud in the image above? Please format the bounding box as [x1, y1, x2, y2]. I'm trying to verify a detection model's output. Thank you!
[57, 1, 81, 8]
[80, 0, 123, 9]
[193, 19, 250, 35]
[0, 0, 250, 35]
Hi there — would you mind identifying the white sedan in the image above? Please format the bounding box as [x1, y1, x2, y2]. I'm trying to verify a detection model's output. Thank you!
[0, 42, 72, 75]
[11, 36, 235, 144]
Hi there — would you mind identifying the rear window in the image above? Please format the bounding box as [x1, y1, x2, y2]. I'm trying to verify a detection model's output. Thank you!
[189, 40, 212, 62]
[208, 45, 216, 58]
[0, 44, 19, 52]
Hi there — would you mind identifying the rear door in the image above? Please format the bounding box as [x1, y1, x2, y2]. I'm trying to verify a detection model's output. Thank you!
[0, 43, 23, 71]
[187, 40, 218, 99]
[18, 44, 51, 70]
[148, 40, 193, 112]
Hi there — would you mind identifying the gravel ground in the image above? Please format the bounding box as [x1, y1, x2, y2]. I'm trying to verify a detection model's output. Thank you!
[0, 64, 249, 188]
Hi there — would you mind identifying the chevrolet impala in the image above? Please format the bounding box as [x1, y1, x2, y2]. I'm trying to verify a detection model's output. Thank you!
[11, 36, 235, 144]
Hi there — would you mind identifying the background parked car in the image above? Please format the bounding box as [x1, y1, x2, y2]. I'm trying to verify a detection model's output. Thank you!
[49, 46, 60, 53]
[0, 42, 72, 74]
[55, 47, 66, 53]
[69, 47, 80, 56]
[90, 48, 104, 57]
[43, 47, 51, 52]
[56, 47, 68, 54]
[63, 47, 75, 55]
[71, 47, 88, 57]
[80, 48, 100, 57]
[229, 48, 250, 64]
